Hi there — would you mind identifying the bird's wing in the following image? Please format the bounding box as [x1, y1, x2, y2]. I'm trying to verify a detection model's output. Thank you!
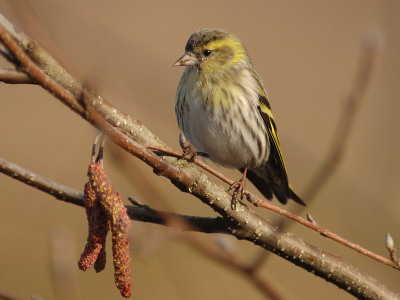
[257, 95, 290, 198]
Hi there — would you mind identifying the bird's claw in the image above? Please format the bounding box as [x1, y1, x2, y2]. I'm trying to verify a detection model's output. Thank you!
[228, 179, 246, 210]
[228, 168, 248, 210]
[179, 133, 208, 162]
[181, 145, 198, 162]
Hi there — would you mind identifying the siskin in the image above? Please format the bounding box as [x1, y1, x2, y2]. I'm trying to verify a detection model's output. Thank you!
[174, 28, 305, 209]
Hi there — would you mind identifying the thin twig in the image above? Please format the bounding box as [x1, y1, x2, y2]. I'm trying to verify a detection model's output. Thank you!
[386, 233, 400, 268]
[251, 197, 398, 269]
[0, 26, 86, 117]
[302, 32, 382, 202]
[0, 68, 35, 84]
[0, 157, 227, 234]
[147, 145, 399, 270]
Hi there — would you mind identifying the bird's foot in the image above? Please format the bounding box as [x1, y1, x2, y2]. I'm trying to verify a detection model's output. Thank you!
[179, 133, 208, 162]
[228, 168, 247, 210]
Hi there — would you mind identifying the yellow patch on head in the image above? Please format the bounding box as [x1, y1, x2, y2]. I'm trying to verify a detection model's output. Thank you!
[205, 37, 247, 66]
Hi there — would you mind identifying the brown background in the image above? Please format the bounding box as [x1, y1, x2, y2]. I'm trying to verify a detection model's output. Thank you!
[0, 1, 399, 299]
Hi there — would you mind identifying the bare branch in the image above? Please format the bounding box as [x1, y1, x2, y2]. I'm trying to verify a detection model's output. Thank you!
[302, 32, 383, 202]
[0, 157, 228, 234]
[0, 68, 34, 84]
[386, 233, 400, 268]
[144, 145, 400, 270]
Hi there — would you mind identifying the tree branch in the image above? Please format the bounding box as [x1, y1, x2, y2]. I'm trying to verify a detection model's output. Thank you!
[0, 157, 229, 234]
[0, 68, 34, 84]
[141, 145, 400, 270]
[301, 32, 383, 202]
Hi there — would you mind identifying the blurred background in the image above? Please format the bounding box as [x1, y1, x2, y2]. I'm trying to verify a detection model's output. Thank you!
[0, 1, 399, 299]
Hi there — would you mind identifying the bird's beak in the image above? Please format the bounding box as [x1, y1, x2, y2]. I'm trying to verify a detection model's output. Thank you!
[173, 52, 197, 67]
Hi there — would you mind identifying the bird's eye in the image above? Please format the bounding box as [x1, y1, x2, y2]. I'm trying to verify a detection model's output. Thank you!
[203, 50, 212, 57]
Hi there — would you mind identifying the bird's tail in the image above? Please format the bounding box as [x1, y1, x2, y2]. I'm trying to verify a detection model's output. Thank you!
[240, 168, 306, 206]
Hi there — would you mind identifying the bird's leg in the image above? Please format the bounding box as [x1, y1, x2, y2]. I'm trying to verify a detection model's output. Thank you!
[179, 133, 208, 162]
[228, 167, 247, 210]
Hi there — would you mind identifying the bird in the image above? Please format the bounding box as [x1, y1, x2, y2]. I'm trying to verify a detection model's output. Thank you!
[173, 28, 305, 209]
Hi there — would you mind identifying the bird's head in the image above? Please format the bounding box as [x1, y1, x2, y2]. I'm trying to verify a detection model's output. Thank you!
[173, 28, 250, 74]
